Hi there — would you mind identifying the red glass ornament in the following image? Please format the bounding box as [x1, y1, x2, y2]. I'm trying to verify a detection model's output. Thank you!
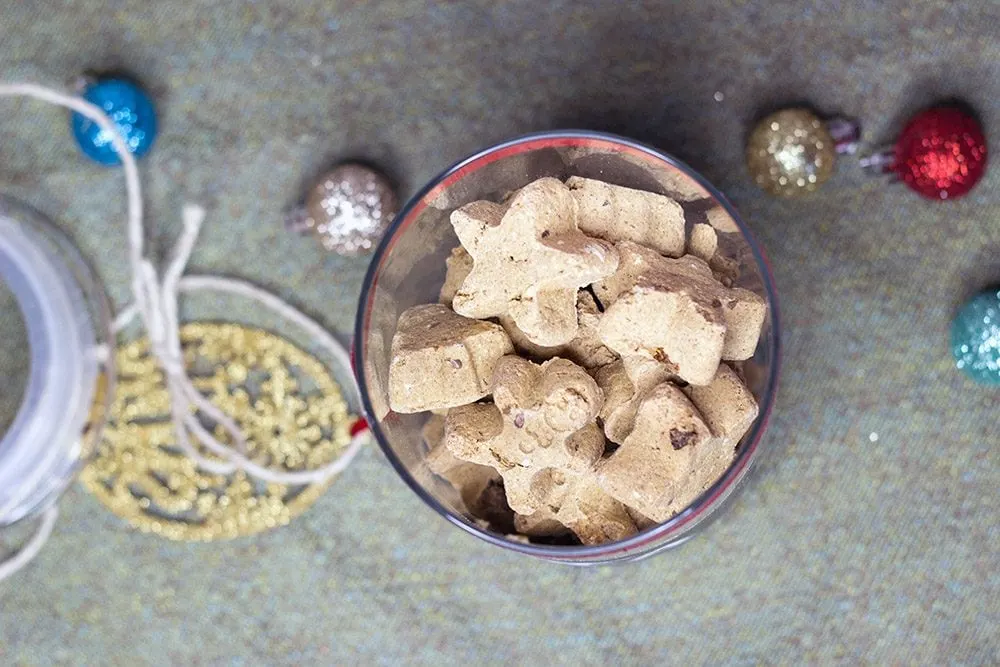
[895, 107, 987, 199]
[862, 106, 987, 200]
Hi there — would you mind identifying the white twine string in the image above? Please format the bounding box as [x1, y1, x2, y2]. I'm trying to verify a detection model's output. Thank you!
[0, 82, 368, 580]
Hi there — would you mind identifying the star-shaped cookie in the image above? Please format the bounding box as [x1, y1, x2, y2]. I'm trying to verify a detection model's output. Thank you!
[450, 177, 619, 347]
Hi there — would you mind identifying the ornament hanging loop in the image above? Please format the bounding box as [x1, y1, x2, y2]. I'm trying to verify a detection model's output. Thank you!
[826, 117, 861, 155]
[858, 147, 897, 174]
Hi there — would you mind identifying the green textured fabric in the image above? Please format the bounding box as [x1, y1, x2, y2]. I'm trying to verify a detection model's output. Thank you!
[1, 1, 998, 664]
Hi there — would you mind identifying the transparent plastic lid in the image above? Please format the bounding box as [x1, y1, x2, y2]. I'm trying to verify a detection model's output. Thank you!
[0, 197, 113, 526]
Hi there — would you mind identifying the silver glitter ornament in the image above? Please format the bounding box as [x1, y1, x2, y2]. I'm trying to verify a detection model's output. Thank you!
[286, 163, 398, 256]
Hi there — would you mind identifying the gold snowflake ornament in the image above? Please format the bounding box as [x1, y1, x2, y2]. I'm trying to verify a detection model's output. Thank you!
[80, 323, 355, 541]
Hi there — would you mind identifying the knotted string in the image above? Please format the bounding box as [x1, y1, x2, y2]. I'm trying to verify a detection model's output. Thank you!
[0, 82, 369, 580]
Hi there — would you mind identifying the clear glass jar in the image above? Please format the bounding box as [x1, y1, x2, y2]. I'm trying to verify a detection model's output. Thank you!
[354, 132, 780, 564]
[0, 196, 114, 530]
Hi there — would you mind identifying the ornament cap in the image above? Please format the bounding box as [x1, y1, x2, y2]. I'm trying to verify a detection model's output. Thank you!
[858, 147, 897, 175]
[69, 73, 95, 95]
[283, 206, 315, 235]
[826, 116, 861, 155]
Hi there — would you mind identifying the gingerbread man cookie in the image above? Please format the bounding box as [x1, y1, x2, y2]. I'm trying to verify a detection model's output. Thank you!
[444, 356, 605, 489]
[444, 355, 632, 542]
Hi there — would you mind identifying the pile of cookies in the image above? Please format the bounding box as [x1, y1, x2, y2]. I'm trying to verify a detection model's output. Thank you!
[387, 177, 767, 545]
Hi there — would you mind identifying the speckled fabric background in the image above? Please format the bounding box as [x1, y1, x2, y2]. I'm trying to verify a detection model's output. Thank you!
[0, 1, 998, 664]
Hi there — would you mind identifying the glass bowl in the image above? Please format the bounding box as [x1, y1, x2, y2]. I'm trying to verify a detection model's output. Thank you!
[354, 131, 780, 564]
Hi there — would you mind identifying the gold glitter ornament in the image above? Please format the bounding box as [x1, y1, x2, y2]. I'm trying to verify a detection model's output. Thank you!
[746, 108, 858, 197]
[286, 163, 398, 256]
[79, 323, 354, 541]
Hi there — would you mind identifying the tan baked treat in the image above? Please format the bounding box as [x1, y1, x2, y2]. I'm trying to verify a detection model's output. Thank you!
[594, 358, 673, 444]
[599, 289, 726, 387]
[595, 242, 766, 379]
[600, 368, 757, 523]
[438, 246, 474, 307]
[514, 509, 574, 538]
[445, 356, 604, 482]
[364, 290, 404, 421]
[514, 474, 637, 545]
[717, 289, 767, 360]
[502, 532, 533, 544]
[562, 148, 708, 202]
[421, 412, 447, 451]
[388, 304, 514, 413]
[565, 176, 686, 257]
[688, 221, 740, 277]
[595, 382, 714, 522]
[592, 241, 719, 306]
[672, 361, 761, 509]
[684, 363, 759, 445]
[448, 418, 610, 519]
[444, 355, 634, 542]
[499, 290, 617, 369]
[411, 414, 445, 494]
[423, 415, 501, 512]
[686, 220, 742, 288]
[593, 361, 637, 441]
[705, 208, 746, 285]
[620, 354, 674, 383]
[450, 178, 619, 346]
[656, 434, 738, 519]
[625, 506, 658, 531]
[705, 205, 740, 234]
[688, 222, 718, 263]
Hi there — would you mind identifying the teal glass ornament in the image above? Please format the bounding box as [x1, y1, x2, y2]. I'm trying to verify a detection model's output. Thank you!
[71, 78, 157, 166]
[951, 288, 1000, 386]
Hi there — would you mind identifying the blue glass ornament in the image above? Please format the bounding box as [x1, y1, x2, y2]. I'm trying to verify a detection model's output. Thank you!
[951, 288, 1000, 386]
[71, 78, 157, 166]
